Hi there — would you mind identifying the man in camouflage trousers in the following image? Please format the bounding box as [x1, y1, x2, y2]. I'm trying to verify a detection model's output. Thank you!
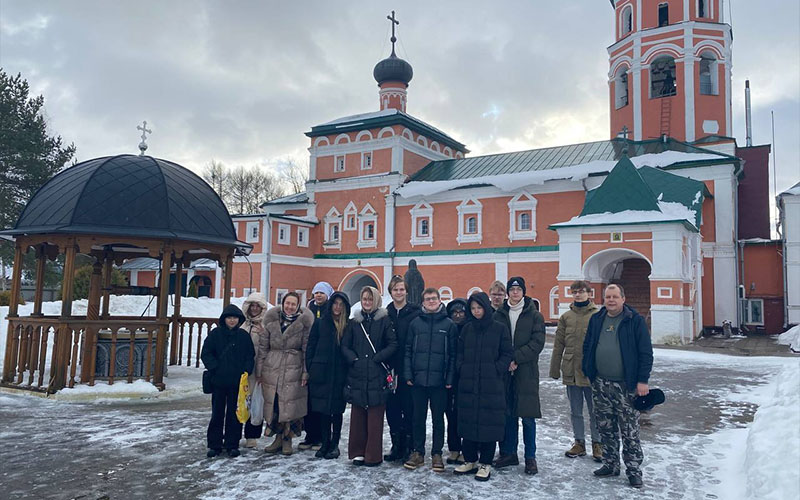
[582, 284, 653, 489]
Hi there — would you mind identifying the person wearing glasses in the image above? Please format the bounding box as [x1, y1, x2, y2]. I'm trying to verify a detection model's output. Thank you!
[403, 288, 458, 473]
[384, 275, 421, 463]
[549, 280, 602, 462]
[488, 281, 506, 311]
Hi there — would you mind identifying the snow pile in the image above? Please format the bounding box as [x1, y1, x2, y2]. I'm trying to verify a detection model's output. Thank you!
[743, 361, 800, 499]
[396, 151, 723, 198]
[778, 324, 800, 352]
[551, 200, 698, 228]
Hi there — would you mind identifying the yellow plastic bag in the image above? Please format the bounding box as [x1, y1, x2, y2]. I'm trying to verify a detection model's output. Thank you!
[236, 372, 250, 424]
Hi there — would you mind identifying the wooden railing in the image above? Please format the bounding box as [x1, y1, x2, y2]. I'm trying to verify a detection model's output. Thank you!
[172, 316, 218, 368]
[2, 316, 167, 393]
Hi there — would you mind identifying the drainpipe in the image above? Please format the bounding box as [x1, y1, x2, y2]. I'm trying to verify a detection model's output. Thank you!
[265, 217, 273, 303]
[778, 199, 789, 328]
[745, 80, 753, 147]
[390, 191, 397, 275]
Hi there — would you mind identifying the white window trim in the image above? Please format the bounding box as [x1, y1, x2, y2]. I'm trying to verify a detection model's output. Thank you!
[344, 201, 357, 231]
[745, 298, 764, 326]
[334, 155, 345, 173]
[439, 286, 453, 302]
[277, 223, 291, 245]
[698, 53, 719, 96]
[323, 207, 342, 249]
[614, 69, 629, 109]
[361, 151, 373, 170]
[295, 290, 307, 305]
[357, 203, 378, 249]
[297, 227, 309, 247]
[549, 286, 560, 319]
[507, 192, 537, 242]
[245, 221, 260, 243]
[467, 286, 483, 297]
[410, 201, 433, 246]
[230, 288, 236, 297]
[457, 197, 483, 244]
[657, 287, 673, 299]
[276, 288, 289, 305]
[620, 4, 633, 37]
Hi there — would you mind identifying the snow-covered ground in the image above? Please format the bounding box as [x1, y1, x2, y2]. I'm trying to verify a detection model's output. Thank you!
[1, 344, 797, 499]
[778, 324, 800, 352]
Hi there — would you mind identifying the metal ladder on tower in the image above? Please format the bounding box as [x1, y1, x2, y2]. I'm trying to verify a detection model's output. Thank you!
[659, 98, 672, 137]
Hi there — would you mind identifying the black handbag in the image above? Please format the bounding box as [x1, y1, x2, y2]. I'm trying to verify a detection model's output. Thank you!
[202, 370, 213, 394]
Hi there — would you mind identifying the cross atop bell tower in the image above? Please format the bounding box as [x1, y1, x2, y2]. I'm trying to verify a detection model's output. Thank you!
[373, 11, 413, 112]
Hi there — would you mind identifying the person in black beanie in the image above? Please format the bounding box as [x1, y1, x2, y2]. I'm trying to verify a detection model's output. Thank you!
[201, 304, 255, 458]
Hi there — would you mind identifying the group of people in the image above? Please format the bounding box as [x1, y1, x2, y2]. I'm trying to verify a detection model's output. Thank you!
[201, 275, 653, 488]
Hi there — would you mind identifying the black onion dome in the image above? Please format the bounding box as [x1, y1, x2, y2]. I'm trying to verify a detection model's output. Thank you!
[4, 154, 249, 252]
[373, 53, 413, 85]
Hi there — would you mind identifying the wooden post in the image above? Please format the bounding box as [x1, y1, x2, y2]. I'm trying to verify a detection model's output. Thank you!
[223, 253, 233, 307]
[152, 246, 172, 389]
[32, 245, 47, 316]
[101, 255, 113, 319]
[169, 259, 183, 365]
[52, 240, 77, 392]
[2, 244, 24, 382]
[81, 262, 103, 383]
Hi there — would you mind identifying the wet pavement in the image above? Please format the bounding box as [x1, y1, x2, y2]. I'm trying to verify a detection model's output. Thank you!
[0, 347, 793, 500]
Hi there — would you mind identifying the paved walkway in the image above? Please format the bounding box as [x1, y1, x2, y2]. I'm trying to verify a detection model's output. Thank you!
[661, 333, 798, 357]
[0, 348, 795, 500]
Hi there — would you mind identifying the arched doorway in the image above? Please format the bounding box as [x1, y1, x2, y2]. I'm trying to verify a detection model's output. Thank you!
[189, 275, 212, 298]
[341, 273, 379, 305]
[583, 249, 652, 326]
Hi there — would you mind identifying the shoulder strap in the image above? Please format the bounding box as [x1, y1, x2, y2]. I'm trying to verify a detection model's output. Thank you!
[360, 323, 391, 374]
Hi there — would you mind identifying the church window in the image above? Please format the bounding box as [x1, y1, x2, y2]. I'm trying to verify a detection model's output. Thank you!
[324, 207, 342, 249]
[698, 0, 708, 18]
[650, 56, 677, 98]
[438, 287, 453, 302]
[362, 152, 373, 170]
[278, 224, 290, 245]
[330, 225, 339, 242]
[297, 227, 309, 247]
[245, 221, 260, 243]
[699, 52, 718, 95]
[507, 192, 537, 242]
[615, 69, 629, 109]
[344, 202, 357, 231]
[334, 155, 345, 173]
[410, 201, 433, 246]
[457, 198, 483, 244]
[658, 3, 669, 27]
[549, 286, 560, 319]
[357, 203, 378, 249]
[621, 5, 633, 36]
[467, 287, 483, 297]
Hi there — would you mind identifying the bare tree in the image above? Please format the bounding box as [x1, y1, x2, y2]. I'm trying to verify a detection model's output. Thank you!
[202, 159, 229, 203]
[226, 165, 255, 215]
[249, 167, 285, 209]
[278, 157, 309, 195]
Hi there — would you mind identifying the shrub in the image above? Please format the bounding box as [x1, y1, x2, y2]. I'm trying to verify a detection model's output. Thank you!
[0, 290, 26, 307]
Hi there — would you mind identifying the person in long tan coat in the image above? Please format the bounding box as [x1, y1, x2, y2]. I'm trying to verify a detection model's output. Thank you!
[549, 280, 601, 461]
[258, 292, 314, 455]
[242, 292, 268, 448]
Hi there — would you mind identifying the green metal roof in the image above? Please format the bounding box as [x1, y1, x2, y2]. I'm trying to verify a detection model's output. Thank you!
[638, 166, 709, 227]
[582, 156, 660, 215]
[306, 109, 468, 153]
[409, 137, 737, 182]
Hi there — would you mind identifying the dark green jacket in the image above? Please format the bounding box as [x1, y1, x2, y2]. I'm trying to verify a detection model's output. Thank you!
[494, 297, 545, 418]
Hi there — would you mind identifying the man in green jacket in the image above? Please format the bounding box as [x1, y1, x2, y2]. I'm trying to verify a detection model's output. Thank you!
[493, 277, 545, 475]
[550, 280, 601, 461]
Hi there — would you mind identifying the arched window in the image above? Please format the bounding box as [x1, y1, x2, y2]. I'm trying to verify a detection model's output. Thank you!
[615, 67, 629, 109]
[518, 212, 531, 231]
[466, 216, 477, 234]
[419, 218, 429, 236]
[658, 3, 669, 26]
[650, 56, 676, 98]
[330, 224, 339, 242]
[439, 287, 453, 302]
[621, 5, 633, 36]
[698, 0, 709, 18]
[467, 287, 483, 297]
[549, 286, 560, 319]
[699, 52, 718, 95]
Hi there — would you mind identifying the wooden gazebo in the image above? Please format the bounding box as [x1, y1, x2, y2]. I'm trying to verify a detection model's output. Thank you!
[1, 155, 251, 393]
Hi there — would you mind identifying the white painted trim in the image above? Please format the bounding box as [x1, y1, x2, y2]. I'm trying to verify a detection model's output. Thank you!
[457, 197, 483, 244]
[508, 192, 538, 242]
[467, 286, 483, 297]
[334, 133, 351, 145]
[267, 250, 558, 269]
[356, 130, 374, 142]
[410, 201, 434, 247]
[684, 26, 696, 141]
[277, 223, 291, 245]
[245, 221, 260, 243]
[439, 287, 453, 302]
[297, 227, 309, 248]
[396, 179, 587, 206]
[549, 286, 560, 319]
[334, 154, 345, 173]
[361, 151, 373, 170]
[357, 203, 378, 249]
[313, 137, 330, 147]
[378, 127, 395, 138]
[344, 201, 357, 231]
[384, 194, 395, 252]
[311, 172, 405, 193]
[657, 286, 673, 298]
[129, 270, 139, 286]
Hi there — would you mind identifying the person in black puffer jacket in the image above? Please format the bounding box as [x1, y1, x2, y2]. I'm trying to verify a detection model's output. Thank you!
[454, 292, 514, 481]
[384, 275, 422, 462]
[341, 286, 397, 466]
[306, 291, 351, 460]
[445, 298, 468, 464]
[201, 304, 255, 458]
[403, 287, 458, 472]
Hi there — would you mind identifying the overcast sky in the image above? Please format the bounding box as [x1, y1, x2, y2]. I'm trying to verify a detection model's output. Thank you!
[1, 1, 798, 201]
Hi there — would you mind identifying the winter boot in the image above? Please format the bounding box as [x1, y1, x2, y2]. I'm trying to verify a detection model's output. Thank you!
[453, 462, 479, 475]
[325, 427, 341, 459]
[446, 450, 464, 464]
[629, 475, 643, 488]
[206, 448, 222, 458]
[565, 439, 587, 458]
[402, 434, 413, 462]
[384, 433, 404, 462]
[475, 464, 492, 482]
[593, 464, 621, 477]
[316, 423, 331, 458]
[226, 448, 240, 458]
[525, 458, 538, 475]
[494, 454, 519, 468]
[432, 454, 445, 472]
[404, 451, 424, 470]
[264, 435, 282, 454]
[281, 432, 294, 456]
[244, 438, 258, 449]
[592, 442, 602, 462]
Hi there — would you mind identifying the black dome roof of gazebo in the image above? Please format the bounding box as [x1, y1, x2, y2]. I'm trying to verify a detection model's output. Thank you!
[2, 154, 250, 253]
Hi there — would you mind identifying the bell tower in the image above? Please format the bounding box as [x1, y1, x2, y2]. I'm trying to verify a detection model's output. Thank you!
[608, 0, 732, 142]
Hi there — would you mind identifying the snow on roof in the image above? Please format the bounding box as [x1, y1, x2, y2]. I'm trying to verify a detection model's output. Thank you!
[319, 108, 399, 127]
[551, 200, 698, 229]
[780, 181, 800, 196]
[396, 151, 723, 198]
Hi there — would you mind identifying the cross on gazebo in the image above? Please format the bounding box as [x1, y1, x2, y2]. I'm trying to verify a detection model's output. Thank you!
[619, 125, 630, 140]
[387, 10, 399, 55]
[137, 121, 152, 156]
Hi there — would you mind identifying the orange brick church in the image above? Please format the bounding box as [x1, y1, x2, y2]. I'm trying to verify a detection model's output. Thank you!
[126, 1, 796, 342]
